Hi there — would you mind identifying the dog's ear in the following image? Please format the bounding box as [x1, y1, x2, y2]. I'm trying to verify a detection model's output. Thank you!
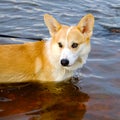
[44, 14, 61, 36]
[77, 14, 94, 38]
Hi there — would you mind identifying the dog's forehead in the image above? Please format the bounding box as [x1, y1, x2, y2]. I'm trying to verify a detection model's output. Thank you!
[57, 26, 84, 43]
[67, 26, 84, 42]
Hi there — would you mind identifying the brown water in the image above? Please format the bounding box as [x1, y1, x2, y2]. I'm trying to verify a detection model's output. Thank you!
[0, 0, 120, 120]
[0, 82, 89, 120]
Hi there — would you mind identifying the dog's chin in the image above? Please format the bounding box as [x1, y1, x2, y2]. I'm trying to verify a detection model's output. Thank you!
[63, 65, 76, 71]
[63, 57, 84, 71]
[62, 62, 83, 71]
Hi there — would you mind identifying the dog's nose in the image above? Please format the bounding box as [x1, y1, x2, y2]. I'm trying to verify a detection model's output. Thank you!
[61, 59, 69, 66]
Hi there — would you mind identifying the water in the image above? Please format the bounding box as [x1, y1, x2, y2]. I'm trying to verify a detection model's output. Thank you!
[0, 0, 120, 120]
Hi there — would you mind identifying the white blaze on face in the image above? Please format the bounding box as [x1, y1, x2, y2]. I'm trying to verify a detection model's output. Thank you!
[60, 27, 79, 66]
[60, 48, 78, 66]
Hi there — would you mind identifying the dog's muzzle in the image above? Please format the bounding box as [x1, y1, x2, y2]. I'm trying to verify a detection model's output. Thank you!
[61, 59, 69, 66]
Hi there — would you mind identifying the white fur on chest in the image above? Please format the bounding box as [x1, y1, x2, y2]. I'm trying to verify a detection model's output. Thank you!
[52, 67, 73, 82]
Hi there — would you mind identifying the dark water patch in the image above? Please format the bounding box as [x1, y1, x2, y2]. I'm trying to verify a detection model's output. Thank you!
[0, 34, 43, 41]
[0, 97, 11, 102]
[0, 82, 89, 120]
[109, 28, 120, 33]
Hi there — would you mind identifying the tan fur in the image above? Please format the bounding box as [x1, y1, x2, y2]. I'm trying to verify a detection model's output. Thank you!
[0, 14, 94, 83]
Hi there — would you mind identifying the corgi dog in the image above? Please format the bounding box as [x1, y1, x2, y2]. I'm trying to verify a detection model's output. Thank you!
[0, 14, 94, 83]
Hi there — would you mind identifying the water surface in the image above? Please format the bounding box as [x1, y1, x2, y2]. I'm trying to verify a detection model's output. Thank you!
[0, 0, 120, 120]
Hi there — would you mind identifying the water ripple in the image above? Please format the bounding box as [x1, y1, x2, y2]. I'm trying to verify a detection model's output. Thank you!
[0, 0, 120, 120]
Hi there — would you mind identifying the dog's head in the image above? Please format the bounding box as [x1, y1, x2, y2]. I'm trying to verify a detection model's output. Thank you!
[44, 14, 94, 70]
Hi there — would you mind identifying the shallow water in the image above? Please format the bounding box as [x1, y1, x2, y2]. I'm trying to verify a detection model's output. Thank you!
[0, 0, 120, 120]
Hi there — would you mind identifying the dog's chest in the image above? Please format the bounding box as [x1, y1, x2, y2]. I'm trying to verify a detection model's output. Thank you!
[52, 68, 72, 82]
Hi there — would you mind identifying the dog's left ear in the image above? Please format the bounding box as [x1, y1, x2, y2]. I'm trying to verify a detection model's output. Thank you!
[77, 14, 94, 38]
[44, 14, 61, 36]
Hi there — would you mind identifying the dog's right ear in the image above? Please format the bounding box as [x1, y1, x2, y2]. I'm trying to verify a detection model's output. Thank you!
[44, 14, 61, 36]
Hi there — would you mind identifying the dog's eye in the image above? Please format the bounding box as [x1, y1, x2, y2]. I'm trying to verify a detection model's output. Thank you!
[58, 42, 63, 48]
[71, 43, 78, 48]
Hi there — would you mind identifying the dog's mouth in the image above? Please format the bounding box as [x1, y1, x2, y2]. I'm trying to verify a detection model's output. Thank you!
[60, 59, 75, 71]
[63, 64, 76, 71]
[60, 57, 83, 70]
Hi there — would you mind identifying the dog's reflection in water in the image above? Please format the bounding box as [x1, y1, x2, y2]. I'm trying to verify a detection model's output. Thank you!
[0, 80, 89, 120]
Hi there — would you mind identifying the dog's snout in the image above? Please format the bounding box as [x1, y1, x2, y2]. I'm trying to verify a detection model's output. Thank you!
[61, 59, 69, 66]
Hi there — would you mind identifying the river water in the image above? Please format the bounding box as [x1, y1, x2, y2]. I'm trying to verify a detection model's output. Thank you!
[0, 0, 120, 120]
